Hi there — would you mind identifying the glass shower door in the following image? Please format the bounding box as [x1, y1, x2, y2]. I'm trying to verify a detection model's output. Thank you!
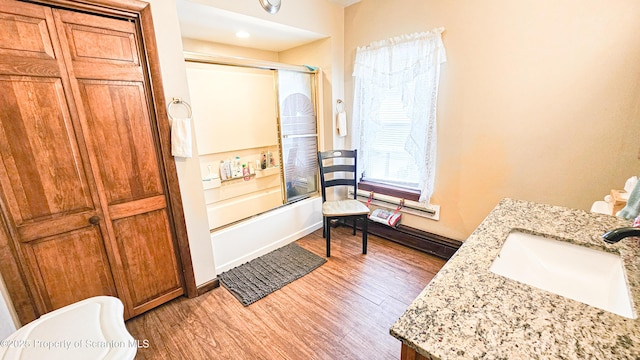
[277, 70, 319, 203]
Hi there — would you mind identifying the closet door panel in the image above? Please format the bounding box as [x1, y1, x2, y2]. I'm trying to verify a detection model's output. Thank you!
[55, 9, 142, 81]
[0, 7, 54, 59]
[24, 226, 117, 311]
[112, 209, 182, 312]
[0, 76, 94, 223]
[77, 80, 163, 205]
[53, 8, 185, 316]
[0, 1, 192, 323]
[0, 2, 59, 77]
[78, 79, 183, 316]
[0, 1, 117, 318]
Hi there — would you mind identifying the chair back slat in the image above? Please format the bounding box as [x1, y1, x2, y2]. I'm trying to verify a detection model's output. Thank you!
[317, 149, 359, 202]
[323, 164, 354, 174]
[319, 150, 356, 160]
[324, 179, 353, 188]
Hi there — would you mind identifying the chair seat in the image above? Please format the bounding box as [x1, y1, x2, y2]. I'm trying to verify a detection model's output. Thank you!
[322, 199, 370, 217]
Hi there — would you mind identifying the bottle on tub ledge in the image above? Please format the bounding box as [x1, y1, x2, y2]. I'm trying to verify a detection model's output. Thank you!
[268, 151, 275, 167]
[225, 160, 232, 179]
[219, 161, 227, 181]
[233, 156, 243, 178]
[261, 152, 267, 170]
[242, 164, 251, 181]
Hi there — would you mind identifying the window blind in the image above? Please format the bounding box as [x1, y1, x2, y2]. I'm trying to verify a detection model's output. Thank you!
[362, 88, 420, 189]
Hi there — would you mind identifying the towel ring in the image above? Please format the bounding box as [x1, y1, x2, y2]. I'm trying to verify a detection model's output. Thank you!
[167, 97, 192, 119]
[336, 99, 345, 112]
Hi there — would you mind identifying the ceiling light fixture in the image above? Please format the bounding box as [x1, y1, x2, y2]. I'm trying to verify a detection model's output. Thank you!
[259, 0, 281, 14]
[235, 31, 250, 38]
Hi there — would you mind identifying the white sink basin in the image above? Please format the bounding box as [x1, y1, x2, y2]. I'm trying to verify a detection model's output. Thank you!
[490, 231, 635, 319]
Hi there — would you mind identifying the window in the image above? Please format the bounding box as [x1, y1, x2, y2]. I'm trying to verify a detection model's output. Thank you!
[362, 87, 420, 189]
[352, 29, 446, 203]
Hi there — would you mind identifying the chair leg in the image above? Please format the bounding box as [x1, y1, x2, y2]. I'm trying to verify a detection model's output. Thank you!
[322, 216, 326, 238]
[326, 218, 331, 257]
[352, 217, 356, 235]
[362, 215, 368, 255]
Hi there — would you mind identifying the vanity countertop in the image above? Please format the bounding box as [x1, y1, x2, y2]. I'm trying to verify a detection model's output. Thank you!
[390, 198, 640, 359]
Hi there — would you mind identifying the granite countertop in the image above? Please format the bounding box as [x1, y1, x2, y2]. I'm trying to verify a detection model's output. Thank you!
[390, 198, 640, 359]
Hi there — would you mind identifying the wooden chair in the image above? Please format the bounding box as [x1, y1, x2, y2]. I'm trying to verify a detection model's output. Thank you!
[317, 150, 370, 257]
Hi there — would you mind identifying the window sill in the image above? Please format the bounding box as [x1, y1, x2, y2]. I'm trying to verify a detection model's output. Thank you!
[357, 181, 421, 202]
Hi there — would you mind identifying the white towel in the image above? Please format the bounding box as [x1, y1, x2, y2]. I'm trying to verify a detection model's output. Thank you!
[171, 117, 192, 158]
[337, 111, 347, 137]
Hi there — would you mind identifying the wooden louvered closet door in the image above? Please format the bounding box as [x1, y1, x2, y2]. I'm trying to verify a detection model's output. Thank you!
[0, 0, 186, 320]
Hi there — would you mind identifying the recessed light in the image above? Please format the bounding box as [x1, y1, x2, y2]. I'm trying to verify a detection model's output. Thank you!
[235, 31, 250, 38]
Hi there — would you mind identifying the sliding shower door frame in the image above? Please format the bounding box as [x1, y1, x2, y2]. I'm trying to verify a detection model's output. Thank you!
[183, 51, 322, 207]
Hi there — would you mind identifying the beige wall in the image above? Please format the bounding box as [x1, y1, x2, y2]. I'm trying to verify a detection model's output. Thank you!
[182, 38, 279, 61]
[345, 0, 640, 240]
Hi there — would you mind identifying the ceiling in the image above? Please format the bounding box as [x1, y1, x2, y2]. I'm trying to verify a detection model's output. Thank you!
[326, 0, 360, 5]
[176, 0, 359, 52]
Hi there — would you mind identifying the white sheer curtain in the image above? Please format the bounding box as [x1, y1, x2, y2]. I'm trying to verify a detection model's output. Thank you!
[352, 28, 446, 203]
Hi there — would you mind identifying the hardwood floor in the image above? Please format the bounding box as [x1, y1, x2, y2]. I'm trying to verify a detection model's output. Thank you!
[126, 226, 447, 360]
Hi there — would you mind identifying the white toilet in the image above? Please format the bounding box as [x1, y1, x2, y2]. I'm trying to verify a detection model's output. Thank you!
[0, 296, 136, 360]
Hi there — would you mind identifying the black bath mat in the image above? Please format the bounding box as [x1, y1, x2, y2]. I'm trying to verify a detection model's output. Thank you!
[219, 242, 326, 306]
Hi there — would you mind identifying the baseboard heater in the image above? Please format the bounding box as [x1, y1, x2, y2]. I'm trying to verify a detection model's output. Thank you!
[343, 189, 460, 259]
[343, 218, 461, 260]
[349, 189, 440, 220]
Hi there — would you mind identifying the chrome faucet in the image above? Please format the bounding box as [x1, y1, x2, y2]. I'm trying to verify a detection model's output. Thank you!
[602, 227, 640, 244]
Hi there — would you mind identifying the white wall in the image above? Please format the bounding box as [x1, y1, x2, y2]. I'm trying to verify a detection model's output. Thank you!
[147, 0, 217, 285]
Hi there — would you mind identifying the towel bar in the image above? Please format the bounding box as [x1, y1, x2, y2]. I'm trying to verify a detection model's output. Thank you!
[167, 97, 192, 119]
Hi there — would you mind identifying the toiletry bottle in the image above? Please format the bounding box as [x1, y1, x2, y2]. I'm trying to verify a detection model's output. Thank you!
[225, 160, 231, 179]
[242, 164, 250, 181]
[229, 159, 236, 178]
[234, 156, 242, 177]
[261, 153, 267, 169]
[219, 161, 227, 181]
